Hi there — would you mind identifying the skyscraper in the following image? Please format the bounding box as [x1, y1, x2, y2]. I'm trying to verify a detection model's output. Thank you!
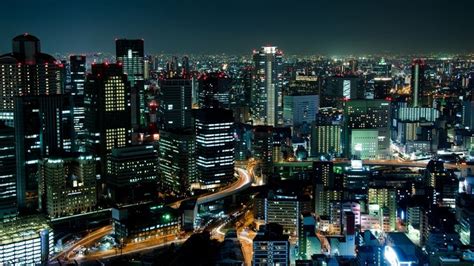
[0, 34, 63, 126]
[411, 59, 426, 107]
[282, 94, 319, 126]
[195, 108, 235, 188]
[252, 46, 283, 126]
[344, 99, 391, 159]
[41, 154, 96, 219]
[312, 161, 334, 188]
[158, 129, 196, 193]
[70, 55, 86, 95]
[264, 192, 312, 235]
[14, 95, 73, 210]
[310, 123, 342, 157]
[373, 77, 392, 100]
[298, 212, 318, 260]
[0, 123, 16, 218]
[84, 63, 131, 178]
[159, 78, 193, 130]
[198, 72, 232, 108]
[106, 145, 158, 205]
[368, 187, 397, 232]
[70, 55, 87, 151]
[372, 58, 392, 78]
[116, 39, 145, 128]
[253, 126, 274, 177]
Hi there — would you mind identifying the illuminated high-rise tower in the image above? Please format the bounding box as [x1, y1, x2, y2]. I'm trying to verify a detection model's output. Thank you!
[70, 55, 87, 151]
[84, 63, 131, 177]
[0, 123, 16, 217]
[70, 55, 86, 95]
[411, 59, 426, 107]
[15, 94, 73, 211]
[116, 39, 145, 128]
[158, 78, 193, 130]
[195, 108, 235, 188]
[0, 33, 63, 126]
[252, 46, 283, 126]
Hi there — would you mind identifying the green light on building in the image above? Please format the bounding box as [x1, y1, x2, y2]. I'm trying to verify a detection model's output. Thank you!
[163, 214, 171, 221]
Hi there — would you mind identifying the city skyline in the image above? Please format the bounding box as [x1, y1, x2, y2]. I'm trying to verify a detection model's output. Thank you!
[1, 0, 474, 55]
[2, 1, 474, 265]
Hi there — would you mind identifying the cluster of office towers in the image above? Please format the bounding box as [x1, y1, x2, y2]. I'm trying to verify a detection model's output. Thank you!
[0, 34, 239, 223]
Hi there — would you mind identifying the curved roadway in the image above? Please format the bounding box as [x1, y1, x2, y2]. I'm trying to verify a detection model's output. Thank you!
[169, 167, 252, 209]
[197, 167, 252, 205]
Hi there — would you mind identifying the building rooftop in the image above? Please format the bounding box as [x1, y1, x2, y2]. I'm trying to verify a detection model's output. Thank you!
[0, 216, 51, 245]
[386, 232, 415, 246]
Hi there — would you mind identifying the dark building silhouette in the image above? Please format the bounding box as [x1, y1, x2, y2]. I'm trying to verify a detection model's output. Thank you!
[84, 63, 131, 179]
[0, 123, 16, 218]
[69, 55, 87, 151]
[106, 145, 158, 205]
[116, 39, 145, 128]
[253, 126, 274, 177]
[70, 55, 86, 95]
[14, 95, 73, 211]
[158, 78, 192, 130]
[198, 72, 232, 108]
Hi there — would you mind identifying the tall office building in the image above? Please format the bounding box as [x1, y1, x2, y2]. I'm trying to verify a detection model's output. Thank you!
[314, 183, 342, 217]
[158, 78, 193, 130]
[264, 192, 312, 235]
[195, 109, 235, 188]
[158, 129, 196, 193]
[252, 46, 283, 126]
[14, 95, 73, 210]
[253, 126, 274, 177]
[411, 59, 426, 107]
[84, 63, 131, 178]
[368, 187, 397, 232]
[398, 107, 440, 122]
[106, 145, 158, 205]
[373, 58, 392, 78]
[462, 101, 474, 130]
[0, 33, 63, 125]
[373, 77, 392, 100]
[324, 75, 364, 107]
[70, 55, 87, 151]
[298, 212, 318, 259]
[312, 161, 334, 188]
[70, 55, 86, 95]
[198, 72, 232, 108]
[310, 123, 342, 157]
[116, 39, 145, 128]
[41, 154, 96, 219]
[0, 123, 16, 218]
[181, 56, 190, 76]
[283, 95, 319, 126]
[344, 99, 391, 159]
[351, 129, 379, 160]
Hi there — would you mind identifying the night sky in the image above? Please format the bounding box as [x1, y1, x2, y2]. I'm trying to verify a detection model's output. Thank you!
[1, 0, 472, 55]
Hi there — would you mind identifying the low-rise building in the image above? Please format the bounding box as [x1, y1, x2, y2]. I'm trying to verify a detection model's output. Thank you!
[112, 203, 180, 243]
[253, 223, 290, 266]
